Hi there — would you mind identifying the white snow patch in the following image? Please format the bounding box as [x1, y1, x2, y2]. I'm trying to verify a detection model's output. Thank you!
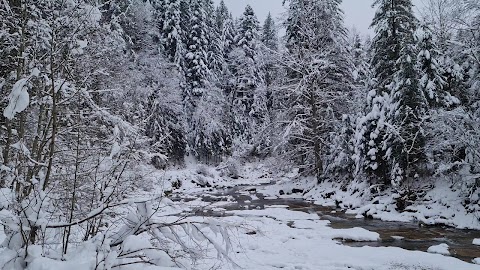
[227, 207, 319, 221]
[324, 227, 380, 242]
[427, 243, 450, 255]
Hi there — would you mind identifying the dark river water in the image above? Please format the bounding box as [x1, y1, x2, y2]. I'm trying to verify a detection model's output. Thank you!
[176, 185, 480, 264]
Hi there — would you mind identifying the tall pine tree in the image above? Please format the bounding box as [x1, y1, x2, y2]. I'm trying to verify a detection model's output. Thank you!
[229, 5, 264, 143]
[281, 0, 353, 181]
[358, 0, 427, 186]
[204, 0, 222, 75]
[261, 13, 278, 52]
[162, 0, 185, 66]
[416, 23, 448, 107]
[261, 12, 279, 91]
[184, 0, 209, 99]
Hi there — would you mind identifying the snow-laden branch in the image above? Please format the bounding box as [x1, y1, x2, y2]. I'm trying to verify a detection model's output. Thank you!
[3, 69, 40, 120]
[43, 197, 160, 229]
[80, 88, 138, 137]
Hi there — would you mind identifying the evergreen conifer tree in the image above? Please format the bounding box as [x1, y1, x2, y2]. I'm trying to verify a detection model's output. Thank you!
[262, 13, 278, 52]
[261, 12, 279, 93]
[359, 0, 427, 185]
[281, 0, 353, 181]
[416, 23, 448, 107]
[231, 5, 262, 127]
[162, 0, 185, 66]
[204, 0, 222, 75]
[184, 0, 210, 99]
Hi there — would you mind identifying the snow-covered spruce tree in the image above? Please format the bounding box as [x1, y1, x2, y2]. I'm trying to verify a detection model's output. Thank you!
[180, 0, 231, 163]
[242, 12, 280, 156]
[232, 5, 263, 111]
[356, 0, 400, 184]
[215, 2, 236, 92]
[357, 0, 426, 186]
[416, 23, 449, 107]
[261, 13, 279, 109]
[204, 0, 223, 75]
[183, 0, 209, 105]
[228, 5, 269, 153]
[222, 14, 236, 57]
[324, 33, 371, 180]
[155, 0, 230, 163]
[151, 0, 167, 34]
[262, 12, 278, 53]
[214, 1, 233, 61]
[215, 0, 230, 31]
[350, 33, 371, 90]
[161, 0, 186, 66]
[278, 0, 353, 181]
[236, 5, 259, 61]
[388, 32, 428, 186]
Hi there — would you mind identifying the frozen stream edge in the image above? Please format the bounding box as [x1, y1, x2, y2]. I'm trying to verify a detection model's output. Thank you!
[171, 185, 480, 270]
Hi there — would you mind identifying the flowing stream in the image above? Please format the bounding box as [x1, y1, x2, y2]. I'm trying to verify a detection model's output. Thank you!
[178, 185, 480, 263]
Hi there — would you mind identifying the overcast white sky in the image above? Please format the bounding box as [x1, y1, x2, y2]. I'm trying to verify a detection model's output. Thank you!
[213, 0, 425, 37]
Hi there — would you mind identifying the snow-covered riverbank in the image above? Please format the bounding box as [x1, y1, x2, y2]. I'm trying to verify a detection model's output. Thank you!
[2, 161, 478, 269]
[164, 161, 480, 230]
[191, 207, 480, 270]
[156, 161, 480, 268]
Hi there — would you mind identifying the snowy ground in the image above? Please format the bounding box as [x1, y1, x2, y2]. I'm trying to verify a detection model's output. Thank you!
[156, 161, 480, 269]
[5, 161, 478, 269]
[189, 207, 480, 270]
[3, 199, 479, 270]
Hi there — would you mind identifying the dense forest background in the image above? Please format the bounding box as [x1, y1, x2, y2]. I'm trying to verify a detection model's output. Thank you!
[0, 0, 479, 269]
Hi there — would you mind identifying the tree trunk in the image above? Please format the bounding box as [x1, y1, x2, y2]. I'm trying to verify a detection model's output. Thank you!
[309, 85, 323, 182]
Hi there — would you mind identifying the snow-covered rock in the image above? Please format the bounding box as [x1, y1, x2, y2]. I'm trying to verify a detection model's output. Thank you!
[473, 238, 480, 246]
[324, 227, 380, 242]
[427, 243, 450, 255]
